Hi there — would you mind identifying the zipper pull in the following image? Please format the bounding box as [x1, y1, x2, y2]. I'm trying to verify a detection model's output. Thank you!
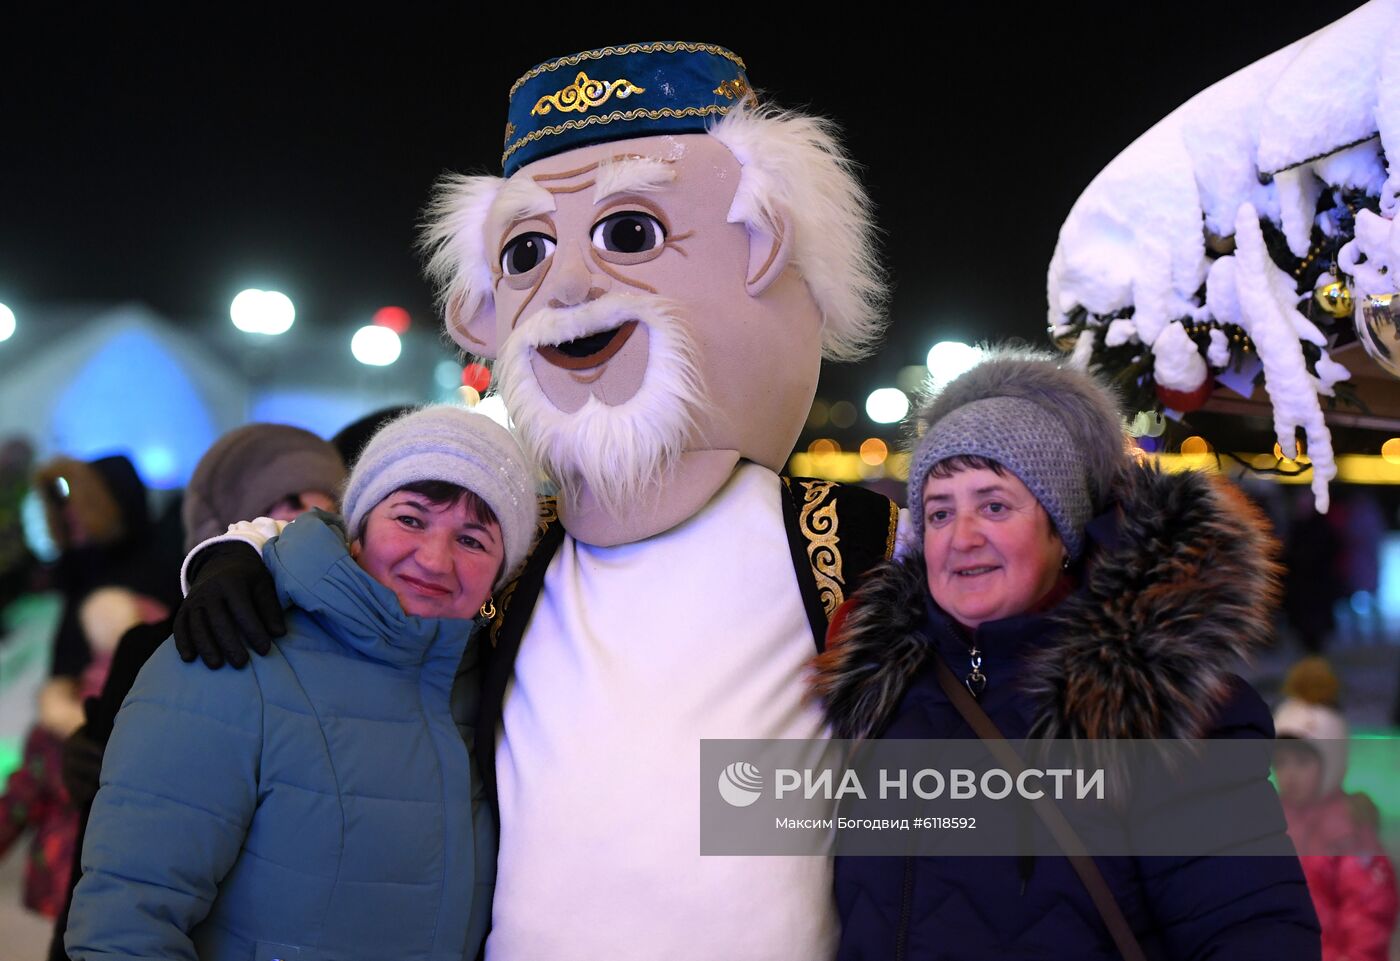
[965, 644, 987, 698]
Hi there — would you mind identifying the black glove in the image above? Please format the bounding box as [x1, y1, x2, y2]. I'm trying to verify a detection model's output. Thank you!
[173, 541, 285, 669]
[61, 724, 105, 808]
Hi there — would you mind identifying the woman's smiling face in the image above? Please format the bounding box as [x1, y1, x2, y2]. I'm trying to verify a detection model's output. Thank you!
[351, 488, 503, 620]
[922, 465, 1065, 631]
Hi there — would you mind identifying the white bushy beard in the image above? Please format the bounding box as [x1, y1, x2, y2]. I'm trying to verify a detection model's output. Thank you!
[494, 293, 703, 518]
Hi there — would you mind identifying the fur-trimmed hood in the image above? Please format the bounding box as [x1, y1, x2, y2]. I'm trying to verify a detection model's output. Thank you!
[813, 462, 1282, 740]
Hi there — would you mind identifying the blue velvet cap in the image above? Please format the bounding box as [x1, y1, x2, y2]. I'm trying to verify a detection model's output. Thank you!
[502, 41, 754, 176]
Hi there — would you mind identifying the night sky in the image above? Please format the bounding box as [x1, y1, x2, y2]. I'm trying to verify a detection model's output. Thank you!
[1, 4, 1367, 411]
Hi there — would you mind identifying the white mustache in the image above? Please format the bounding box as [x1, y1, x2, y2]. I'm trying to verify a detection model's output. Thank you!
[506, 294, 662, 352]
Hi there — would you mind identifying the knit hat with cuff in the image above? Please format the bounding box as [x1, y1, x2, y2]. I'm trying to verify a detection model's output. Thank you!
[907, 347, 1129, 560]
[341, 405, 537, 588]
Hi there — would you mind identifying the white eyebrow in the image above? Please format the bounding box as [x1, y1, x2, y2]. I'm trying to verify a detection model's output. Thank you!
[593, 156, 676, 204]
[488, 176, 556, 237]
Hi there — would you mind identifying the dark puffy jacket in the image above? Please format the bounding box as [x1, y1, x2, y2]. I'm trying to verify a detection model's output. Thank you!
[813, 465, 1321, 960]
[67, 513, 494, 961]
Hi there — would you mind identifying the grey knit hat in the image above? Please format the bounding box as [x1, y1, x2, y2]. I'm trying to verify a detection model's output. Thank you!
[342, 405, 537, 587]
[183, 424, 346, 552]
[907, 348, 1129, 559]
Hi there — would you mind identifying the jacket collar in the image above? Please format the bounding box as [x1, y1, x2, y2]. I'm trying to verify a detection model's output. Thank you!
[813, 463, 1281, 740]
[264, 511, 480, 667]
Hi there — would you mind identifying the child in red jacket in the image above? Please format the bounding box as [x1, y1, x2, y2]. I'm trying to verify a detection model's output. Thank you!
[0, 678, 85, 917]
[0, 587, 144, 917]
[1274, 658, 1398, 961]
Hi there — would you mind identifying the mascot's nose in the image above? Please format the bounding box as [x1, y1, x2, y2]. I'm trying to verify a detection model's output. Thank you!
[547, 242, 610, 308]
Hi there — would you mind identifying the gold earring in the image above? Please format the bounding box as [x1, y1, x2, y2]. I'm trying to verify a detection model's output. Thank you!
[479, 597, 497, 620]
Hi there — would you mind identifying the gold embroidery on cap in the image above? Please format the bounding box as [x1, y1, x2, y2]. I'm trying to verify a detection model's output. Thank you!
[531, 72, 646, 118]
[714, 78, 748, 100]
[503, 121, 516, 146]
[510, 42, 746, 100]
[502, 105, 729, 167]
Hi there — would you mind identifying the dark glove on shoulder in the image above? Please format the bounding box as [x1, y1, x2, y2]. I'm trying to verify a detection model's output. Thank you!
[173, 540, 286, 669]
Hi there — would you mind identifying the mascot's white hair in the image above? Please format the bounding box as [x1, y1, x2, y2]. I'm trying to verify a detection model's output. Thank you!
[419, 101, 888, 363]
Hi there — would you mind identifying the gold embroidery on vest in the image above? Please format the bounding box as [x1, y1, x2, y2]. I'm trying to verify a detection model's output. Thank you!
[531, 72, 646, 117]
[489, 578, 518, 648]
[797, 480, 844, 617]
[884, 499, 900, 560]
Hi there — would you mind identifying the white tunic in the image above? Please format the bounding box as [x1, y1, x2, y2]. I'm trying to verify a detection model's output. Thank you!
[487, 462, 838, 961]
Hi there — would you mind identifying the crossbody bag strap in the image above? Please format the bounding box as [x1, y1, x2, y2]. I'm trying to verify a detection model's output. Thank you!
[931, 656, 1148, 961]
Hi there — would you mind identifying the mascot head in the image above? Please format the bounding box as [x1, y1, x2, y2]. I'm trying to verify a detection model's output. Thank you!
[422, 42, 885, 545]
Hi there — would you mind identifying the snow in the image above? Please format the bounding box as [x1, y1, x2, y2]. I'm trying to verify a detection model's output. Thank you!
[1105, 318, 1138, 347]
[1233, 206, 1337, 511]
[1208, 328, 1232, 368]
[1153, 322, 1208, 392]
[1378, 21, 1400, 216]
[1046, 116, 1204, 343]
[1274, 165, 1324, 259]
[1257, 0, 1395, 174]
[1069, 329, 1096, 371]
[1046, 0, 1399, 514]
[1205, 257, 1243, 327]
[1312, 139, 1387, 195]
[1340, 209, 1400, 296]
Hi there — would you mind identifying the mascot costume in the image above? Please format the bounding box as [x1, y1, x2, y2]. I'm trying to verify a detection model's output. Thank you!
[176, 42, 899, 960]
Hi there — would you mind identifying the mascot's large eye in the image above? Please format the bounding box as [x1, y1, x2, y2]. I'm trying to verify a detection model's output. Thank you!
[500, 233, 556, 275]
[590, 211, 665, 255]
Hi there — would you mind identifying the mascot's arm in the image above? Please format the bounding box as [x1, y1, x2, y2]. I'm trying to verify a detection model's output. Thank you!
[173, 519, 286, 669]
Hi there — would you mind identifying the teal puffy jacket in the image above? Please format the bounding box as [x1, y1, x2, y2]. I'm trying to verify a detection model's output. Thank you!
[67, 512, 494, 961]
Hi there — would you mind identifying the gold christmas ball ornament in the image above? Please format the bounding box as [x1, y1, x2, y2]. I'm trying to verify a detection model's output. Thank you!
[1314, 280, 1354, 318]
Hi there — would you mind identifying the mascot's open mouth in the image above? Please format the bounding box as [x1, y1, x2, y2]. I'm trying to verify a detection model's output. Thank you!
[536, 321, 639, 370]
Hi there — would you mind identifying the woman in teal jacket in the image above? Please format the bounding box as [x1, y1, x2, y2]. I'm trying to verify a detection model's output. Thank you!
[66, 406, 537, 961]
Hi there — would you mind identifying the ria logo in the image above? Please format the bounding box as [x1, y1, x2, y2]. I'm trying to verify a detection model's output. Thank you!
[718, 761, 764, 807]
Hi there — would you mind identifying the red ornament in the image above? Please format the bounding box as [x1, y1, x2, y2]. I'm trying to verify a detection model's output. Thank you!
[372, 306, 411, 334]
[1155, 379, 1214, 413]
[461, 362, 491, 393]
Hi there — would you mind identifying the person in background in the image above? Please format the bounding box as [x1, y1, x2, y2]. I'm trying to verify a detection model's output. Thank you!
[331, 405, 415, 470]
[1274, 657, 1398, 961]
[32, 453, 180, 678]
[66, 406, 533, 961]
[0, 585, 140, 920]
[48, 423, 347, 961]
[0, 677, 88, 920]
[0, 436, 37, 615]
[1282, 491, 1341, 655]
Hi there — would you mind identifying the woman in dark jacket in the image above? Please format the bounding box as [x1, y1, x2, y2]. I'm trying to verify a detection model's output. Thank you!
[813, 349, 1321, 960]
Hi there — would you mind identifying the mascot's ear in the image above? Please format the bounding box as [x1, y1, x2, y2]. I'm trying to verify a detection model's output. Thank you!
[446, 288, 499, 359]
[744, 211, 793, 297]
